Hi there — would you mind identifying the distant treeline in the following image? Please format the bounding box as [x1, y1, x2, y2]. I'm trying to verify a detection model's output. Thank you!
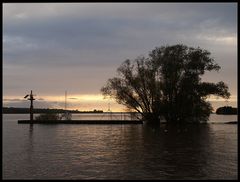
[216, 106, 237, 115]
[2, 107, 103, 114]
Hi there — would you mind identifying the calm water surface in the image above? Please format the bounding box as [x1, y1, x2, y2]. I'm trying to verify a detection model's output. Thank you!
[3, 114, 238, 179]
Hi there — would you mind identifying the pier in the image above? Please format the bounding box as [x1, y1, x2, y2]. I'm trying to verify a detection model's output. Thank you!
[18, 120, 143, 124]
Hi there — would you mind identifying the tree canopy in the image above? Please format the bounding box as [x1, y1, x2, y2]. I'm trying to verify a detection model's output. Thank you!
[101, 44, 230, 124]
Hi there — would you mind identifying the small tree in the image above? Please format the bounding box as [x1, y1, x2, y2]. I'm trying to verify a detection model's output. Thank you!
[101, 44, 230, 124]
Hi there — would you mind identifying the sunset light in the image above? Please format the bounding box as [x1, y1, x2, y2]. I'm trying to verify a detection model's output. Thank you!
[3, 3, 237, 180]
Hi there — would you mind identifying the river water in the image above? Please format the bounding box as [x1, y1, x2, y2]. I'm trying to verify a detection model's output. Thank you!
[2, 114, 238, 179]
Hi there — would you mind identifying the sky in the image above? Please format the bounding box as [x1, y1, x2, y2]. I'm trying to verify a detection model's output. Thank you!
[3, 3, 238, 112]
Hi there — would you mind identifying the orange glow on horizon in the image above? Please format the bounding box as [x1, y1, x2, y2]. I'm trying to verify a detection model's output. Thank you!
[3, 94, 237, 112]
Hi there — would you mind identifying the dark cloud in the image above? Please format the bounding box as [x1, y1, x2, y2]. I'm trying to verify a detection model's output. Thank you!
[3, 21, 134, 69]
[3, 3, 237, 67]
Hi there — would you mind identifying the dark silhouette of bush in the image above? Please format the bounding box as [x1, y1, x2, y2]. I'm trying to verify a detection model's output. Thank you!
[35, 112, 62, 120]
[216, 106, 237, 115]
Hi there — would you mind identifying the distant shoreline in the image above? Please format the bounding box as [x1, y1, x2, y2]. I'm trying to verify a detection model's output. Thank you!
[2, 107, 104, 114]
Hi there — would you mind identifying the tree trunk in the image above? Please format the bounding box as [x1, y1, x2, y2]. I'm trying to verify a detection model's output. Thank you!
[144, 113, 161, 126]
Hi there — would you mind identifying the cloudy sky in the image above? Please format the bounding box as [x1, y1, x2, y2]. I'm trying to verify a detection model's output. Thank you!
[3, 3, 237, 111]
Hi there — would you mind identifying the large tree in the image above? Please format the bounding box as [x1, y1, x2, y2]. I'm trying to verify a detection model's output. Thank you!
[101, 44, 230, 124]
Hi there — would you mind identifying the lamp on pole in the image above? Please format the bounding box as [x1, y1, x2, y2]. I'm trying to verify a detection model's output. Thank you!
[24, 90, 36, 122]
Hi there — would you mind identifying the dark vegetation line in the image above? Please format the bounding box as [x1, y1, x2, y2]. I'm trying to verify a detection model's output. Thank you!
[2, 107, 103, 114]
[215, 106, 237, 115]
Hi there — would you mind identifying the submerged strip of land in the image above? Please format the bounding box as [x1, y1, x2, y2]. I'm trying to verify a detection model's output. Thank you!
[18, 120, 143, 124]
[223, 121, 238, 124]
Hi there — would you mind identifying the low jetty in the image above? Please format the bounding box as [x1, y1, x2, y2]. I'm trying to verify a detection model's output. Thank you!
[18, 120, 143, 124]
[223, 121, 238, 124]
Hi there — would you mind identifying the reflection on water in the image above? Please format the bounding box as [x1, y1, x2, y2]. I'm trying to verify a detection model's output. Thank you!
[71, 112, 139, 121]
[3, 114, 238, 179]
[70, 113, 237, 123]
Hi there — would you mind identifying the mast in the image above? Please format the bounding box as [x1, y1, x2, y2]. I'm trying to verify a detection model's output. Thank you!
[65, 90, 67, 111]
